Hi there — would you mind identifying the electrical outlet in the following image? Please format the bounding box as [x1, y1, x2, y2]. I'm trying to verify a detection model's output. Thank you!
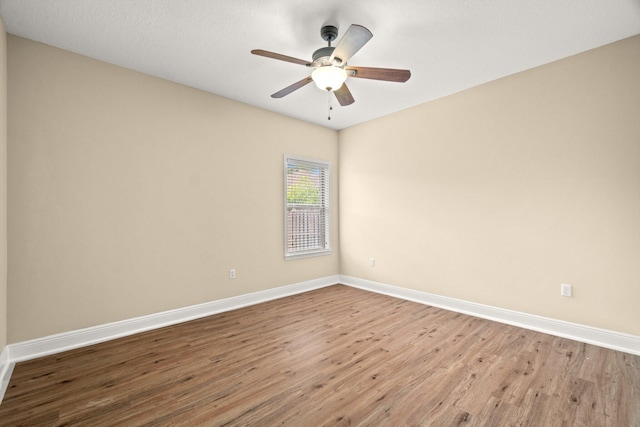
[370, 258, 375, 267]
[561, 283, 572, 297]
[229, 269, 236, 279]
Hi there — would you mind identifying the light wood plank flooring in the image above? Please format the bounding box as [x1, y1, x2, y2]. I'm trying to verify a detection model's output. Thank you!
[1, 285, 638, 426]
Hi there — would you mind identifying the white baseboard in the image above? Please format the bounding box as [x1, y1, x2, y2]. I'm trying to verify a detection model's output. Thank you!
[2, 273, 637, 404]
[339, 275, 640, 356]
[0, 275, 339, 403]
[1, 275, 339, 373]
[0, 346, 13, 404]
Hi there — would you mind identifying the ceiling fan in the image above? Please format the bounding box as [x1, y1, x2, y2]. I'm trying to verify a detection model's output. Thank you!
[251, 24, 411, 108]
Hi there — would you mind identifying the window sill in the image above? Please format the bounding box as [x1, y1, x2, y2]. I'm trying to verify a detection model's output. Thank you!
[285, 249, 332, 260]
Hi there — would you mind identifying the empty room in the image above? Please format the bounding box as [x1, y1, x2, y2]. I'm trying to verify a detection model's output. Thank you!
[0, 1, 639, 426]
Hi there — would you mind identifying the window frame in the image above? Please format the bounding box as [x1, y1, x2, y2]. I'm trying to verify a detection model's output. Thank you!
[283, 154, 331, 260]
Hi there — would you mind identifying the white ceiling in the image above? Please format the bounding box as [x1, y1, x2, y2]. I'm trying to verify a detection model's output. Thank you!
[1, 1, 639, 130]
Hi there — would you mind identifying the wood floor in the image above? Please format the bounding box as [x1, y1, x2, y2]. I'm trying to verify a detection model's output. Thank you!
[1, 285, 638, 426]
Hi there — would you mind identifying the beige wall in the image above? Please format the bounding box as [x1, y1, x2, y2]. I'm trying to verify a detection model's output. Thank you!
[339, 35, 640, 335]
[7, 36, 339, 343]
[6, 32, 639, 344]
[0, 19, 7, 350]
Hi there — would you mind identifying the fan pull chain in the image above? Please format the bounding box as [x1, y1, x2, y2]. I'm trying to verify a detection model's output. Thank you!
[327, 92, 333, 120]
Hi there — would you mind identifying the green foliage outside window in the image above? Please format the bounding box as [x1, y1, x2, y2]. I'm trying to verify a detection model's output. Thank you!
[287, 175, 320, 204]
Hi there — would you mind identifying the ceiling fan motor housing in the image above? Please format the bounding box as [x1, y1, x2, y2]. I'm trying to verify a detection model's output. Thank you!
[312, 46, 335, 63]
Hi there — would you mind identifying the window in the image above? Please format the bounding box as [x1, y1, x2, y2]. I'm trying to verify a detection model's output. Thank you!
[284, 155, 331, 259]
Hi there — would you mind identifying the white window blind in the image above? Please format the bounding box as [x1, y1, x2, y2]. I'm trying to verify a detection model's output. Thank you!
[284, 155, 330, 258]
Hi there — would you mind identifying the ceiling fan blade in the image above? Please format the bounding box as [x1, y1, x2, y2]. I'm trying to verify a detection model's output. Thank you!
[345, 66, 411, 82]
[330, 24, 373, 65]
[251, 49, 310, 66]
[271, 76, 314, 98]
[334, 83, 355, 106]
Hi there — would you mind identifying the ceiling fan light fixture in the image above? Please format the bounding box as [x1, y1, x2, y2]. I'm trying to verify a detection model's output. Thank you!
[311, 66, 347, 92]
